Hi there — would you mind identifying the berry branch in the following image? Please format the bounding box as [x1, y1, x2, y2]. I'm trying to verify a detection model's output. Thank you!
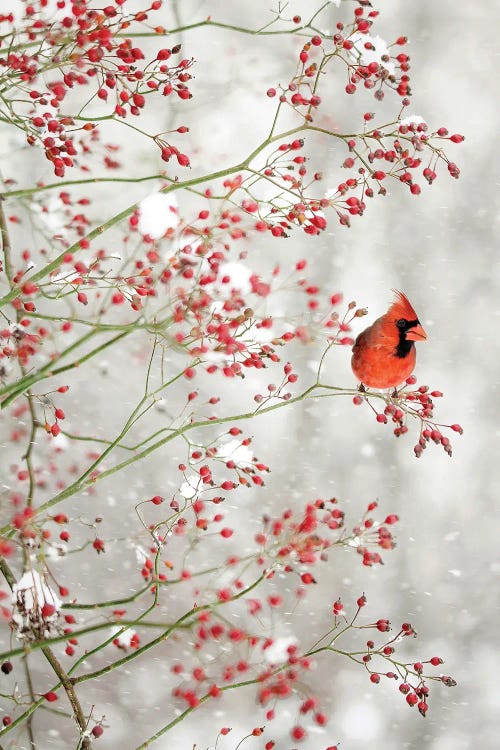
[0, 0, 463, 745]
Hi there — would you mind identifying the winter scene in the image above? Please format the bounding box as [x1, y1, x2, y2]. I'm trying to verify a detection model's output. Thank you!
[0, 1, 498, 749]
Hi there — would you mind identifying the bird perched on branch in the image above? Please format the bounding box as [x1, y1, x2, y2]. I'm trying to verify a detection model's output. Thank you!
[351, 291, 427, 390]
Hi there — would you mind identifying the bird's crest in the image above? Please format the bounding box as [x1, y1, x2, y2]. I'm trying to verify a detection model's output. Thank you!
[389, 289, 419, 321]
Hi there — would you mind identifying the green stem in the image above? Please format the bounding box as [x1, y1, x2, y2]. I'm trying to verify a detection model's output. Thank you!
[70, 573, 265, 686]
[0, 198, 13, 282]
[0, 330, 130, 408]
[0, 619, 190, 663]
[125, 11, 327, 39]
[1, 175, 168, 200]
[0, 382, 368, 537]
[0, 555, 16, 588]
[134, 677, 258, 749]
[0, 380, 401, 541]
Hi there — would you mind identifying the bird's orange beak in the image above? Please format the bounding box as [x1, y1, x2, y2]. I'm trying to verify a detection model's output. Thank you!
[406, 322, 427, 341]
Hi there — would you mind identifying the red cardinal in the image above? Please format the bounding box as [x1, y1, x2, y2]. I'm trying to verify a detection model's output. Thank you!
[351, 291, 427, 389]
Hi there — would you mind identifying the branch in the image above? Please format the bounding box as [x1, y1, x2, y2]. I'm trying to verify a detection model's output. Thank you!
[41, 647, 91, 749]
[0, 329, 130, 408]
[70, 573, 265, 686]
[0, 124, 307, 312]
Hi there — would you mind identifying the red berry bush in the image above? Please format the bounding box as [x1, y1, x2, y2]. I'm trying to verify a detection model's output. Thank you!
[0, 1, 462, 747]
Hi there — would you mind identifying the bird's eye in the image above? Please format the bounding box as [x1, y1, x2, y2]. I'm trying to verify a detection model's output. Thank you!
[396, 318, 407, 329]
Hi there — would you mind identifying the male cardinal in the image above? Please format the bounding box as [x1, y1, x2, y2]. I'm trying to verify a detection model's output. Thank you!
[351, 291, 427, 389]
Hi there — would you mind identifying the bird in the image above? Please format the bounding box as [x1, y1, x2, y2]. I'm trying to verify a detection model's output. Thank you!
[351, 291, 427, 390]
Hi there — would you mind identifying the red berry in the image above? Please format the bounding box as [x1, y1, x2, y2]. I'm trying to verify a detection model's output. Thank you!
[41, 603, 56, 618]
[177, 153, 190, 167]
[291, 725, 306, 740]
[418, 700, 428, 716]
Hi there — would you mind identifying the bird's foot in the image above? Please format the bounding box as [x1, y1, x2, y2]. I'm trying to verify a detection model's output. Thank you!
[358, 383, 366, 393]
[391, 387, 399, 398]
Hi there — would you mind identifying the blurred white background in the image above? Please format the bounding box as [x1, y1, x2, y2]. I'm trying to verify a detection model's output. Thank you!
[1, 1, 499, 748]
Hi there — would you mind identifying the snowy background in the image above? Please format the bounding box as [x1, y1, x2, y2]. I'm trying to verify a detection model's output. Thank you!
[1, 1, 499, 749]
